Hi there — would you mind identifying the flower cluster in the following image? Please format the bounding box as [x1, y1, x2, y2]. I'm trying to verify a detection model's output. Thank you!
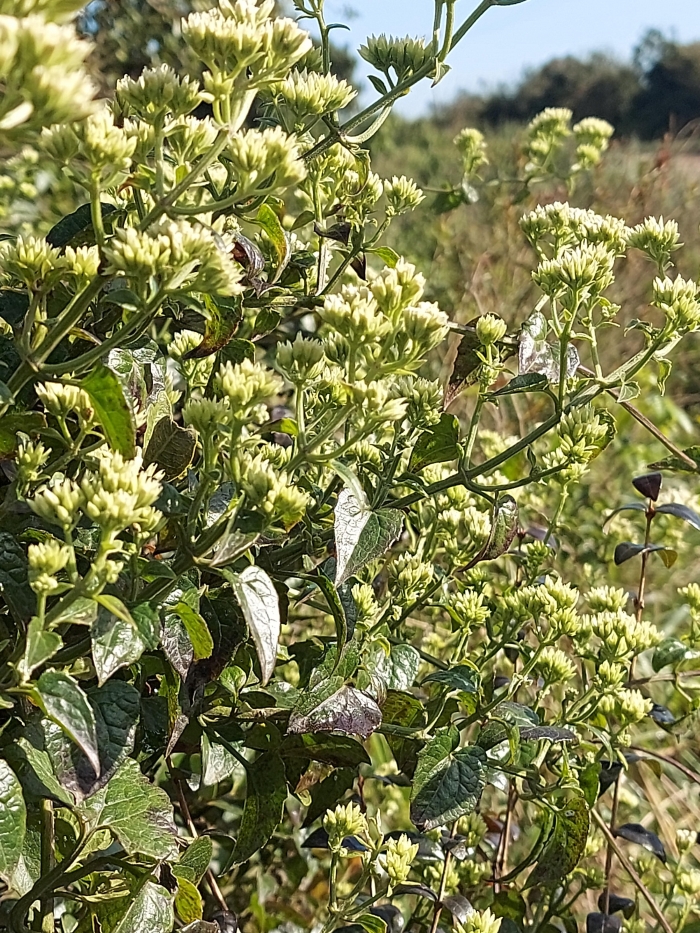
[182, 0, 312, 124]
[360, 34, 433, 83]
[103, 220, 243, 298]
[0, 12, 94, 148]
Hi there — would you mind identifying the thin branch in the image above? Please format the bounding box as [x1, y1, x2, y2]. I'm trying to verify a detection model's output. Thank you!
[592, 809, 674, 933]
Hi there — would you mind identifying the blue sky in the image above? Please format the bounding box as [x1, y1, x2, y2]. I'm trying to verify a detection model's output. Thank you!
[322, 0, 700, 112]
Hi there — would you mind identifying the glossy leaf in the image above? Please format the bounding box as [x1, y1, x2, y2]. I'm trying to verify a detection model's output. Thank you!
[92, 605, 148, 686]
[81, 363, 136, 458]
[586, 914, 621, 933]
[656, 502, 700, 531]
[144, 417, 196, 480]
[423, 665, 479, 695]
[281, 733, 371, 768]
[632, 472, 662, 500]
[0, 411, 45, 461]
[175, 836, 213, 885]
[613, 542, 675, 566]
[80, 758, 178, 860]
[34, 670, 99, 775]
[597, 894, 636, 918]
[334, 488, 403, 586]
[0, 759, 26, 885]
[93, 879, 174, 933]
[172, 601, 213, 661]
[288, 684, 381, 738]
[409, 413, 459, 472]
[188, 296, 243, 358]
[490, 372, 549, 398]
[477, 495, 519, 562]
[444, 322, 482, 408]
[46, 202, 116, 247]
[386, 645, 421, 692]
[529, 795, 589, 887]
[175, 876, 203, 924]
[257, 203, 291, 282]
[18, 617, 62, 682]
[410, 744, 486, 831]
[230, 751, 287, 863]
[0, 532, 34, 624]
[614, 822, 666, 862]
[45, 680, 140, 802]
[231, 564, 280, 685]
[201, 733, 240, 786]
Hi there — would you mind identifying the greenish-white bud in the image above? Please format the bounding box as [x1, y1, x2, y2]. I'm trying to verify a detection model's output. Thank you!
[383, 175, 424, 216]
[476, 313, 507, 346]
[276, 333, 325, 384]
[28, 539, 71, 595]
[115, 65, 201, 121]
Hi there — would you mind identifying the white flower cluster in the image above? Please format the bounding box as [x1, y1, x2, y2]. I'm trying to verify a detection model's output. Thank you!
[0, 11, 95, 148]
[103, 219, 243, 298]
[182, 0, 312, 121]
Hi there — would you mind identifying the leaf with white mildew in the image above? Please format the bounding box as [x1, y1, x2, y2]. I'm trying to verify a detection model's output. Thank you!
[230, 565, 280, 685]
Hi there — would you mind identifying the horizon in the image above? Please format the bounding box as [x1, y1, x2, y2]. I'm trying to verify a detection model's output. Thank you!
[323, 0, 700, 113]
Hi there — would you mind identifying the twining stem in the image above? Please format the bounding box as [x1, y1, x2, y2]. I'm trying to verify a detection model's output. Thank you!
[592, 810, 674, 933]
[429, 820, 459, 933]
[603, 502, 654, 912]
[39, 800, 54, 933]
[168, 760, 229, 914]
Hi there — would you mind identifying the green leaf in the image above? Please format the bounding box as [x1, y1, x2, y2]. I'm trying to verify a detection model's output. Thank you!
[46, 202, 117, 248]
[423, 665, 479, 695]
[172, 601, 214, 661]
[219, 336, 255, 365]
[0, 411, 45, 460]
[528, 795, 590, 887]
[253, 307, 281, 337]
[0, 532, 34, 622]
[201, 733, 240, 786]
[281, 734, 371, 768]
[313, 571, 348, 663]
[189, 295, 243, 358]
[444, 322, 483, 408]
[386, 645, 420, 691]
[6, 720, 73, 804]
[409, 413, 460, 472]
[80, 758, 178, 860]
[490, 372, 549, 398]
[81, 363, 136, 458]
[44, 681, 140, 802]
[18, 617, 62, 682]
[656, 502, 700, 531]
[367, 246, 400, 268]
[34, 670, 99, 774]
[302, 768, 356, 827]
[334, 488, 404, 586]
[175, 836, 213, 885]
[257, 203, 291, 283]
[175, 876, 203, 924]
[0, 760, 26, 885]
[0, 289, 29, 327]
[144, 417, 196, 480]
[476, 495, 519, 562]
[410, 744, 486, 831]
[91, 604, 148, 686]
[93, 879, 174, 933]
[355, 914, 387, 933]
[230, 751, 287, 864]
[412, 726, 460, 794]
[652, 637, 699, 672]
[382, 690, 426, 775]
[231, 564, 280, 685]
